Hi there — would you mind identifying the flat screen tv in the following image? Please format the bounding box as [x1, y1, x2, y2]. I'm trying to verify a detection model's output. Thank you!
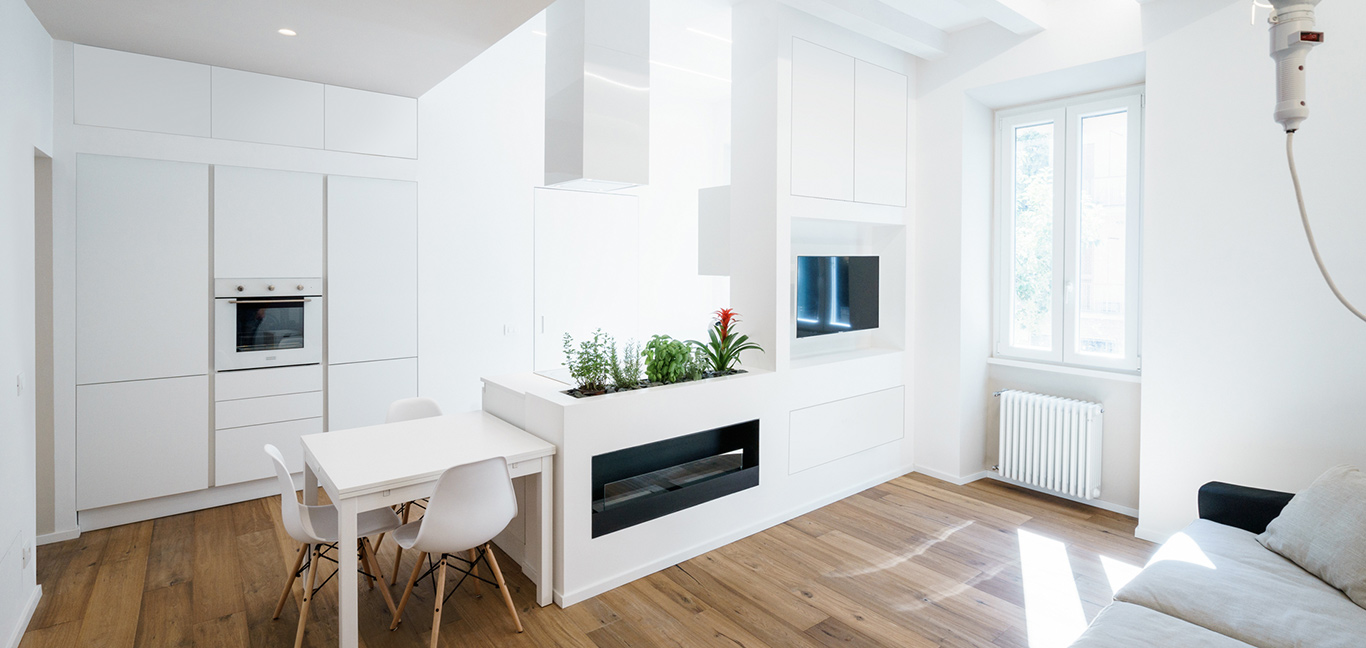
[795, 256, 879, 338]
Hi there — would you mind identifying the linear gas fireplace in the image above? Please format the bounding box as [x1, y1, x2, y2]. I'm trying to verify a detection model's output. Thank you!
[591, 419, 760, 538]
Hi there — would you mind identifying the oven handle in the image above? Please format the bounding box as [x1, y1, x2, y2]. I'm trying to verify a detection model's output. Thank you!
[227, 298, 313, 304]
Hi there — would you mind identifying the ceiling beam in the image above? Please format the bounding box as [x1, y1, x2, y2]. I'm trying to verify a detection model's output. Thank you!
[780, 0, 947, 60]
[955, 0, 1048, 35]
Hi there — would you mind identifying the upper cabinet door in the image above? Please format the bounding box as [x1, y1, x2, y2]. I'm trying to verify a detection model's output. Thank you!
[76, 154, 209, 385]
[327, 176, 418, 364]
[790, 38, 855, 202]
[324, 86, 418, 159]
[853, 60, 908, 207]
[74, 45, 211, 137]
[211, 67, 325, 149]
[214, 166, 324, 278]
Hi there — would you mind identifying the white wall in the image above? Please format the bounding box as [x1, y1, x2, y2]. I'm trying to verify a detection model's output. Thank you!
[417, 2, 732, 412]
[0, 0, 52, 641]
[1137, 0, 1366, 539]
[911, 0, 1146, 508]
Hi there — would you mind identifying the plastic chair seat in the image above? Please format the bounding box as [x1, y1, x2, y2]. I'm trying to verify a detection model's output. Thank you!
[303, 504, 402, 543]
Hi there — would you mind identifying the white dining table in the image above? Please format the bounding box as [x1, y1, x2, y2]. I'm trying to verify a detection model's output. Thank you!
[300, 410, 557, 648]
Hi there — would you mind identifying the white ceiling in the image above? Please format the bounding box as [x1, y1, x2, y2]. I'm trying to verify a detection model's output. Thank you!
[24, 0, 555, 98]
[877, 0, 991, 32]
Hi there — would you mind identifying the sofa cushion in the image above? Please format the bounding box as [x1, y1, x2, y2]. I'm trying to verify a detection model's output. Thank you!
[1257, 464, 1366, 608]
[1070, 602, 1255, 648]
[1115, 519, 1366, 648]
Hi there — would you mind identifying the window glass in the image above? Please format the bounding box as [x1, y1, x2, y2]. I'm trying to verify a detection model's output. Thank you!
[1076, 111, 1128, 358]
[1011, 122, 1055, 351]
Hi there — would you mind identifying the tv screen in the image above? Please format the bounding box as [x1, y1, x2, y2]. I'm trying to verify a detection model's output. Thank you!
[796, 256, 879, 338]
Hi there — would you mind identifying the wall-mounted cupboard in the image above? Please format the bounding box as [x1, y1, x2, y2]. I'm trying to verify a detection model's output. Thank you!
[72, 44, 418, 158]
[789, 38, 907, 207]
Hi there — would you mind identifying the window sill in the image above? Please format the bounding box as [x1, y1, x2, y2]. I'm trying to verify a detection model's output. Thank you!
[986, 357, 1141, 383]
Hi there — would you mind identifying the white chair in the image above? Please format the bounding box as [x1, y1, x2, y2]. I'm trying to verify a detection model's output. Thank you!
[388, 457, 523, 647]
[381, 396, 443, 583]
[265, 444, 401, 648]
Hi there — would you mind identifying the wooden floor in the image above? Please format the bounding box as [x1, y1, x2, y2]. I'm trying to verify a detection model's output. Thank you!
[20, 474, 1155, 648]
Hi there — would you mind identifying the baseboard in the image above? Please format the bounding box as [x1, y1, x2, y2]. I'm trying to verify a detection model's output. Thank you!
[1134, 526, 1169, 544]
[911, 465, 990, 486]
[4, 585, 41, 648]
[37, 528, 79, 546]
[557, 463, 916, 607]
[981, 473, 1140, 518]
[77, 475, 286, 531]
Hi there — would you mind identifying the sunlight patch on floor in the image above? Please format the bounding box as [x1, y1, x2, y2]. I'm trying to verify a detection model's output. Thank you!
[1099, 555, 1143, 595]
[1018, 529, 1087, 648]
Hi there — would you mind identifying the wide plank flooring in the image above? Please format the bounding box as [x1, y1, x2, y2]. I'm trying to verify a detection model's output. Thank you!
[21, 474, 1156, 647]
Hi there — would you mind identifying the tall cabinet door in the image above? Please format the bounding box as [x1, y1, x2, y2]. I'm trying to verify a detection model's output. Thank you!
[853, 60, 908, 207]
[327, 176, 418, 365]
[76, 154, 209, 384]
[790, 38, 855, 201]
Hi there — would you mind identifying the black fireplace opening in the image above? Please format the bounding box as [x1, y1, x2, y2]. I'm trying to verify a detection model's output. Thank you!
[591, 419, 760, 538]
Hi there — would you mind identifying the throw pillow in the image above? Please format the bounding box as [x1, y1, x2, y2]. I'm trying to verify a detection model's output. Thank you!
[1258, 464, 1366, 609]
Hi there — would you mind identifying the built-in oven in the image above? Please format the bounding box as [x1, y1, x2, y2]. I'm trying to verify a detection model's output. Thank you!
[214, 278, 322, 371]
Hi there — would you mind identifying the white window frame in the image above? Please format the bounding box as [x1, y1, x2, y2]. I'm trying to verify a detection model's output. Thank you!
[994, 86, 1144, 373]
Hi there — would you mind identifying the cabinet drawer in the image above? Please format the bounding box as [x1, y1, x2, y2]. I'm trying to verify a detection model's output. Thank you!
[215, 417, 322, 486]
[216, 391, 322, 429]
[216, 365, 322, 401]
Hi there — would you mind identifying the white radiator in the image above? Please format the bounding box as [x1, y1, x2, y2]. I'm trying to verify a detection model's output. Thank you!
[997, 389, 1104, 500]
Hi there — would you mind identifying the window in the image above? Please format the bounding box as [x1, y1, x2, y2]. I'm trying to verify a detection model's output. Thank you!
[995, 88, 1143, 372]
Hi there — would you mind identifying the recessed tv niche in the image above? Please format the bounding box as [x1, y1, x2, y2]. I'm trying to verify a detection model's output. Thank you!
[796, 255, 879, 338]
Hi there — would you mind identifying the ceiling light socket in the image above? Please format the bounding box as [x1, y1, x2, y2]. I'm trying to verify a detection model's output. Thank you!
[278, 28, 297, 36]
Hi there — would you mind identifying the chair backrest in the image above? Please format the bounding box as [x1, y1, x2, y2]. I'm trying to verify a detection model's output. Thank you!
[264, 444, 320, 544]
[386, 397, 442, 423]
[410, 457, 517, 554]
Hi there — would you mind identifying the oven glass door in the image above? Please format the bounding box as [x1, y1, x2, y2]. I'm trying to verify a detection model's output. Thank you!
[236, 299, 306, 352]
[215, 296, 321, 371]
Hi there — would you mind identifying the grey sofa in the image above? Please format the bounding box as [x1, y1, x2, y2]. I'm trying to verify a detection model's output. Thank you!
[1071, 482, 1366, 647]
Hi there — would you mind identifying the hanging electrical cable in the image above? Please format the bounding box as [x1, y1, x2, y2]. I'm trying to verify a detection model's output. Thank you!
[1265, 0, 1365, 322]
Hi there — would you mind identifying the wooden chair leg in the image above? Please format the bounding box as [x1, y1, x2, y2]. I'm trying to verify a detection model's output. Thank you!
[484, 544, 523, 633]
[390, 551, 427, 630]
[430, 557, 448, 648]
[273, 543, 307, 620]
[360, 539, 375, 590]
[294, 545, 320, 648]
[362, 538, 399, 617]
[390, 504, 411, 585]
[468, 548, 480, 597]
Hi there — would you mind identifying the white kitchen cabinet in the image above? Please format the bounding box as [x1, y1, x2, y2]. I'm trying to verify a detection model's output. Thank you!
[76, 376, 209, 510]
[324, 86, 418, 159]
[74, 45, 211, 137]
[327, 176, 418, 365]
[76, 154, 209, 385]
[327, 358, 418, 431]
[790, 38, 855, 202]
[211, 67, 325, 149]
[853, 60, 908, 207]
[214, 166, 324, 278]
[215, 417, 322, 486]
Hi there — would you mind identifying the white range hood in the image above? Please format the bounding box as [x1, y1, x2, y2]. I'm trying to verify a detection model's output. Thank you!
[544, 0, 649, 191]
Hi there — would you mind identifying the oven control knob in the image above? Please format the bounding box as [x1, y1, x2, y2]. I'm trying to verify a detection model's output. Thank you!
[236, 285, 244, 292]
[297, 284, 305, 291]
[268, 285, 276, 291]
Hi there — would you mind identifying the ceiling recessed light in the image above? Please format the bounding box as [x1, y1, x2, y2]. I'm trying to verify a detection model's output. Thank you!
[278, 28, 297, 36]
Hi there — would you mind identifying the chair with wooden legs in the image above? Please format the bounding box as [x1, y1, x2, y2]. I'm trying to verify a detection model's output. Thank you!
[377, 396, 443, 584]
[264, 444, 402, 648]
[388, 456, 524, 647]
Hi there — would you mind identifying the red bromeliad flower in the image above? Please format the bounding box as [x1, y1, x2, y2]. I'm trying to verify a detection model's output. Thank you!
[713, 308, 739, 341]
